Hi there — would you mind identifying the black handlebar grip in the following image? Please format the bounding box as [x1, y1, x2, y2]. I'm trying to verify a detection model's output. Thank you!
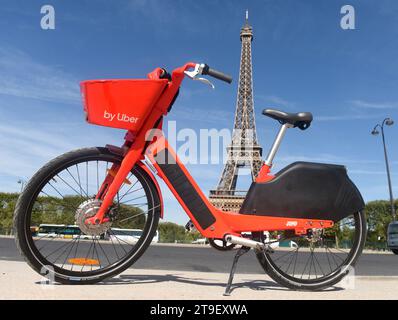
[202, 64, 233, 84]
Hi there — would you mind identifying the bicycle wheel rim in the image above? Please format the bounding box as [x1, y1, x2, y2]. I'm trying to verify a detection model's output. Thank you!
[21, 151, 158, 281]
[260, 211, 365, 285]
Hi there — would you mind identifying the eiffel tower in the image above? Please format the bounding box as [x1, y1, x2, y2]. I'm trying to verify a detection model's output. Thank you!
[209, 11, 263, 212]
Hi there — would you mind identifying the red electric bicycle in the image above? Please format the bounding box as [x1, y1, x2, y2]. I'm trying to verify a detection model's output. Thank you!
[14, 62, 366, 293]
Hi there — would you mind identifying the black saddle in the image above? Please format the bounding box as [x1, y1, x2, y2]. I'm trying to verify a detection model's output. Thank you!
[262, 109, 313, 130]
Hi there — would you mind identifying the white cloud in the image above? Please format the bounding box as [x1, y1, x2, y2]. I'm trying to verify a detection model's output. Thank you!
[0, 118, 121, 178]
[349, 169, 398, 176]
[257, 94, 294, 108]
[277, 154, 379, 166]
[0, 123, 77, 179]
[0, 47, 80, 104]
[170, 108, 234, 124]
[351, 100, 398, 110]
[316, 113, 383, 121]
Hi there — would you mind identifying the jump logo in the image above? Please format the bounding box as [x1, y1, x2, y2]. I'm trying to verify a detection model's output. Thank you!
[286, 221, 298, 227]
[104, 110, 139, 124]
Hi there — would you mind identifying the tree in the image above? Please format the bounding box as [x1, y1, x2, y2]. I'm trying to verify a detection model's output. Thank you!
[157, 221, 201, 243]
[365, 200, 397, 246]
[1, 192, 397, 248]
[0, 192, 145, 234]
[0, 193, 19, 234]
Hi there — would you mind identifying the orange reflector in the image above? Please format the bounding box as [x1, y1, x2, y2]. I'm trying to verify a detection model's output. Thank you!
[68, 258, 100, 266]
[107, 169, 132, 185]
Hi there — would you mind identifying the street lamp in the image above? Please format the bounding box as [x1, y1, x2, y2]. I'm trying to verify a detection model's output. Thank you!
[17, 179, 26, 193]
[371, 118, 396, 221]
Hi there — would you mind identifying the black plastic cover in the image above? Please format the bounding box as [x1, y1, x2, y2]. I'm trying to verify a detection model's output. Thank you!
[156, 148, 216, 230]
[240, 162, 364, 222]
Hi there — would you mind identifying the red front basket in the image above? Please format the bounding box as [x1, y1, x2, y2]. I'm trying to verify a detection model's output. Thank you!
[80, 79, 168, 131]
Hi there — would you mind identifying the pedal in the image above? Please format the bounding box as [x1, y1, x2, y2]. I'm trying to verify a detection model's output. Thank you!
[185, 220, 197, 233]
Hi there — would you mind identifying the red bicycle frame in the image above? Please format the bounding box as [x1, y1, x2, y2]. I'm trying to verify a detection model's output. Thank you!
[85, 62, 334, 239]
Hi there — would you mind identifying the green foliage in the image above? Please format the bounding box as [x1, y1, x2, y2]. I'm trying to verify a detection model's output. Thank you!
[0, 192, 145, 234]
[365, 199, 398, 246]
[1, 192, 397, 248]
[0, 193, 19, 234]
[31, 194, 146, 228]
[158, 221, 202, 243]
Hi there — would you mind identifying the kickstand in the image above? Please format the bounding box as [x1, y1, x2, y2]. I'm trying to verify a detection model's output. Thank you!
[223, 246, 250, 296]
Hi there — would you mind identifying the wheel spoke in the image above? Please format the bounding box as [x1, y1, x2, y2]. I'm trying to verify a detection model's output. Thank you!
[119, 205, 159, 223]
[21, 154, 159, 282]
[96, 160, 100, 193]
[292, 248, 299, 277]
[66, 168, 87, 198]
[55, 174, 85, 199]
[61, 238, 79, 268]
[118, 178, 139, 201]
[109, 234, 121, 260]
[81, 241, 94, 272]
[86, 161, 89, 198]
[300, 252, 311, 279]
[96, 238, 111, 266]
[284, 248, 299, 274]
[313, 249, 325, 276]
[40, 190, 79, 213]
[119, 194, 147, 205]
[75, 164, 86, 199]
[108, 229, 129, 253]
[70, 235, 81, 271]
[263, 212, 362, 284]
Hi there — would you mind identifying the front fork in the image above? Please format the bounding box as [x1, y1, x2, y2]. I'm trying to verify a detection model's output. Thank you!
[85, 133, 147, 225]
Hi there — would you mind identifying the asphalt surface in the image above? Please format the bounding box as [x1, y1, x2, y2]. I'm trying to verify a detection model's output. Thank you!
[3, 260, 398, 299]
[1, 236, 398, 276]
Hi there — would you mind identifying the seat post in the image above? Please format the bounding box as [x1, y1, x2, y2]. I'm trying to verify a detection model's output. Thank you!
[264, 123, 292, 166]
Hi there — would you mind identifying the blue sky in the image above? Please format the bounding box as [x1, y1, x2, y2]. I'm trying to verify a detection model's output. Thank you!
[0, 0, 397, 225]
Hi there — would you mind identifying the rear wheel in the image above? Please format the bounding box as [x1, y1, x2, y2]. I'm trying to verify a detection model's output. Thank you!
[255, 211, 366, 290]
[14, 147, 161, 284]
[392, 249, 398, 255]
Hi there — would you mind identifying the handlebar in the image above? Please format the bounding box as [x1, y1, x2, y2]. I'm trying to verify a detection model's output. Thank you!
[148, 62, 232, 89]
[201, 64, 233, 84]
[146, 62, 231, 115]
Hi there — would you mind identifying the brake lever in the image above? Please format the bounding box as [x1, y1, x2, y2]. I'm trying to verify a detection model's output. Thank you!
[184, 65, 215, 89]
[184, 68, 200, 79]
[193, 77, 215, 89]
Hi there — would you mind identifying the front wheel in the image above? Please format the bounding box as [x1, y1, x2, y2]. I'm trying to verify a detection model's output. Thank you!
[255, 211, 366, 291]
[14, 147, 161, 284]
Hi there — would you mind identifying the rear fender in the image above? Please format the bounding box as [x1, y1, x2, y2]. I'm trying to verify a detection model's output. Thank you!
[240, 161, 365, 222]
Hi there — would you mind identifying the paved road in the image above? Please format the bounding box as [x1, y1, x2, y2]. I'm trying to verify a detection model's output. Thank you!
[0, 260, 398, 300]
[1, 237, 397, 276]
[2, 260, 398, 299]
